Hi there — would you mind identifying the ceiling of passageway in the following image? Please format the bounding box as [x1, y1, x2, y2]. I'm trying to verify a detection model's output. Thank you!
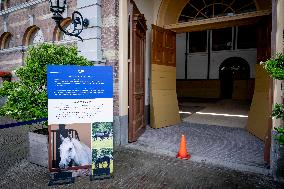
[179, 0, 256, 22]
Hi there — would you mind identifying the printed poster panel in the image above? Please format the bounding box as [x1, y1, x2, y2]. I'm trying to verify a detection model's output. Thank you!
[47, 65, 113, 180]
[92, 122, 113, 179]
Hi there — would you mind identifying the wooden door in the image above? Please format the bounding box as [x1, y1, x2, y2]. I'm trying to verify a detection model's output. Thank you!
[256, 16, 272, 163]
[152, 25, 164, 65]
[128, 1, 147, 142]
[152, 25, 176, 67]
[151, 25, 180, 129]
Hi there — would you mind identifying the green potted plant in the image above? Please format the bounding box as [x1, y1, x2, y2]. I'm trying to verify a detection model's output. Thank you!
[0, 43, 92, 167]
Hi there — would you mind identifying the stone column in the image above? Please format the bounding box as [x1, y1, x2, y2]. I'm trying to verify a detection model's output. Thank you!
[77, 0, 102, 62]
[101, 0, 128, 146]
[271, 0, 284, 182]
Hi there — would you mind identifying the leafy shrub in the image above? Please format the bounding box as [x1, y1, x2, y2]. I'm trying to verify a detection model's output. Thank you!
[0, 43, 92, 124]
[272, 103, 284, 145]
[275, 127, 284, 145]
[261, 53, 284, 80]
[272, 103, 284, 120]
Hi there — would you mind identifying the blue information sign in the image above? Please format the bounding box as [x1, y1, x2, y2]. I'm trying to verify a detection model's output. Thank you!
[47, 65, 113, 99]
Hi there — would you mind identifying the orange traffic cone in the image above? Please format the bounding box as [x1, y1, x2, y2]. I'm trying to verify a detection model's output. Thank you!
[176, 134, 190, 160]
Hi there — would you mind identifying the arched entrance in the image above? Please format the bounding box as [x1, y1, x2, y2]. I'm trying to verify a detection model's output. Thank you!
[219, 57, 250, 99]
[151, 0, 271, 131]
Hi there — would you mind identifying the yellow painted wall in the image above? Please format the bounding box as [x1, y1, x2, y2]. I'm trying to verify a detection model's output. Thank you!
[156, 0, 188, 26]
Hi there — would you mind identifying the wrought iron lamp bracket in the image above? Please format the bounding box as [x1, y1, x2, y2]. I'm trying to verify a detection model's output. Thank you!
[49, 1, 89, 41]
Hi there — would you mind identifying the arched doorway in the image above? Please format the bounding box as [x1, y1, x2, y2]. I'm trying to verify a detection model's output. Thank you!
[22, 25, 44, 46]
[0, 32, 13, 50]
[219, 57, 250, 99]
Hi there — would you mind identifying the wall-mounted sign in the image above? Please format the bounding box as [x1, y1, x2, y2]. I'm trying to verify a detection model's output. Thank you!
[47, 65, 113, 185]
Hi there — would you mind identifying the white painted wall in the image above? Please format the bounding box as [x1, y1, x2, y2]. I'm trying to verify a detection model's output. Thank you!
[176, 32, 257, 79]
[176, 32, 208, 79]
[188, 52, 208, 79]
[211, 49, 257, 79]
[176, 33, 186, 79]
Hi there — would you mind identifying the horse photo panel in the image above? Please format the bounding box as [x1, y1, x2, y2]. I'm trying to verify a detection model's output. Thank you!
[49, 123, 92, 176]
[92, 122, 114, 177]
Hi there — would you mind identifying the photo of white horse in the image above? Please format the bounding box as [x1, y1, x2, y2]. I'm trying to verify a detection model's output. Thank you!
[59, 134, 92, 169]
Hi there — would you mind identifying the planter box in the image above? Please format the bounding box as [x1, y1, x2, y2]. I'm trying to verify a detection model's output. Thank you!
[275, 145, 284, 182]
[271, 130, 284, 183]
[28, 131, 48, 167]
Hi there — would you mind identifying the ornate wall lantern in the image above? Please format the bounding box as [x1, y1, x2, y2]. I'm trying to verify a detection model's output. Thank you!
[49, 0, 89, 41]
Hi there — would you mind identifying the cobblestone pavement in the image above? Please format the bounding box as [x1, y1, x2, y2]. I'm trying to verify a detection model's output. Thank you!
[127, 123, 268, 174]
[0, 125, 283, 188]
[0, 147, 283, 189]
[0, 124, 39, 176]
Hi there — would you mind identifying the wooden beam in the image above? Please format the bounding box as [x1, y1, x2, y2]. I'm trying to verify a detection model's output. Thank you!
[254, 0, 272, 11]
[165, 10, 271, 33]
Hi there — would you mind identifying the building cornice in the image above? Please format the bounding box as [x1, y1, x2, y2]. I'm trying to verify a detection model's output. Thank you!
[0, 46, 24, 53]
[0, 0, 47, 16]
[0, 39, 78, 54]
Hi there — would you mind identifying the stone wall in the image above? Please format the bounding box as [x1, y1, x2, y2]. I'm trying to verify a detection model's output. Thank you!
[101, 0, 119, 117]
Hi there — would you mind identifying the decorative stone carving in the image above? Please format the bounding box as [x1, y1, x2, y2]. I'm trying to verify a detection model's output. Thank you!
[3, 20, 7, 32]
[28, 14, 34, 26]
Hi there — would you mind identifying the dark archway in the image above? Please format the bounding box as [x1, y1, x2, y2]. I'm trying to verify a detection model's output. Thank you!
[219, 57, 250, 99]
[0, 32, 12, 50]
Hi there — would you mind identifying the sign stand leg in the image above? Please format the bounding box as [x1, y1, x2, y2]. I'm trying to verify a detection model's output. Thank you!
[90, 168, 111, 180]
[48, 171, 75, 186]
